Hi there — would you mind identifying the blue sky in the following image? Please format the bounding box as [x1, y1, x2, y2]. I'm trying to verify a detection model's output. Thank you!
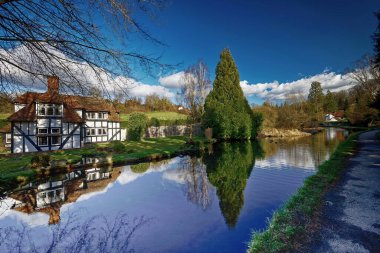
[122, 0, 380, 104]
[5, 1, 378, 104]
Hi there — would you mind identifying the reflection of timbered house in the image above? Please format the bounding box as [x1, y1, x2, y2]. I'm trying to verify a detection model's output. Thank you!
[11, 166, 120, 224]
[36, 180, 65, 208]
[4, 76, 126, 153]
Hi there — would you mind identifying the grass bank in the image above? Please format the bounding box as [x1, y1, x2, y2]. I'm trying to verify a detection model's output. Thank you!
[0, 136, 208, 190]
[247, 132, 359, 253]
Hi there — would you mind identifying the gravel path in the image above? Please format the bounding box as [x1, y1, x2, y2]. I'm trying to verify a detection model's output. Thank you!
[305, 130, 380, 253]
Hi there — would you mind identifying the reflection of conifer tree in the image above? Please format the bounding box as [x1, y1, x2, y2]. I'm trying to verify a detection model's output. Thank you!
[203, 141, 261, 228]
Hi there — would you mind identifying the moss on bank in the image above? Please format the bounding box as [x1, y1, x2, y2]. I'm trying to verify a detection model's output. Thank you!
[0, 136, 208, 190]
[247, 132, 359, 253]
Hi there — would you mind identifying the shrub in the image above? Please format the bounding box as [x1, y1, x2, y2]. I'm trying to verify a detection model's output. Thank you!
[131, 163, 150, 173]
[30, 154, 50, 168]
[149, 117, 160, 127]
[109, 140, 126, 153]
[127, 112, 148, 141]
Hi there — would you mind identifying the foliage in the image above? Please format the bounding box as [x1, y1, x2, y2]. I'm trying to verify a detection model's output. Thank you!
[131, 163, 150, 173]
[145, 94, 177, 112]
[247, 133, 359, 253]
[324, 90, 338, 113]
[109, 141, 127, 153]
[30, 154, 50, 168]
[149, 117, 161, 127]
[203, 142, 256, 227]
[127, 112, 148, 141]
[308, 81, 324, 120]
[203, 49, 261, 139]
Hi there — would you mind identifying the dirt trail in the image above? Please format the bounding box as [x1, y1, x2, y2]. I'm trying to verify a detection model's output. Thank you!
[305, 130, 380, 253]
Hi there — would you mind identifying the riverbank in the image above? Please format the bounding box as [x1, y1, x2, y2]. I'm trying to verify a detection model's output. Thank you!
[302, 129, 380, 252]
[259, 128, 311, 138]
[247, 131, 360, 252]
[0, 136, 208, 190]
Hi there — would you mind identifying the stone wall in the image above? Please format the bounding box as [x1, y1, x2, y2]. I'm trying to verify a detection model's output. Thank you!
[145, 124, 202, 138]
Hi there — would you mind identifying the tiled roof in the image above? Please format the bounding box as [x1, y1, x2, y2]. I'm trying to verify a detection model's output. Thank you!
[10, 92, 120, 122]
[8, 103, 36, 122]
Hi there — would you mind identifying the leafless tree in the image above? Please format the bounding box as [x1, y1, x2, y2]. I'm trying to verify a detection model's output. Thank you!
[350, 55, 380, 105]
[0, 0, 169, 96]
[180, 60, 211, 124]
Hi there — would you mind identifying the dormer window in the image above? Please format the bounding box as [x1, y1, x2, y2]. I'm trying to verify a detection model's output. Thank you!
[38, 104, 62, 116]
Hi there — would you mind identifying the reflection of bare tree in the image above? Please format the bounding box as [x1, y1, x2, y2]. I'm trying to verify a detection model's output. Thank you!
[0, 211, 151, 253]
[179, 156, 212, 210]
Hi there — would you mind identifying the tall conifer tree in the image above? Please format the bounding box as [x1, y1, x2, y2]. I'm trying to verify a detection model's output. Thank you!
[203, 49, 261, 139]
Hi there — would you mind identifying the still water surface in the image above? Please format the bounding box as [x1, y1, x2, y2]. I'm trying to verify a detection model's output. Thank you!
[0, 128, 348, 253]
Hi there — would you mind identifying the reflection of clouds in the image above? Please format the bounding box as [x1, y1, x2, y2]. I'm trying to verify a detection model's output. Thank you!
[75, 183, 115, 202]
[117, 158, 180, 185]
[162, 170, 187, 184]
[255, 142, 329, 170]
[0, 200, 49, 227]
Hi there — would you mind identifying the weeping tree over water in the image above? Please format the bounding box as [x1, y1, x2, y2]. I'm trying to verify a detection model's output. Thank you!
[202, 49, 262, 139]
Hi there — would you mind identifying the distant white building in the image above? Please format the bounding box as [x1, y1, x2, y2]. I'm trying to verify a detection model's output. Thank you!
[324, 114, 338, 122]
[3, 76, 126, 153]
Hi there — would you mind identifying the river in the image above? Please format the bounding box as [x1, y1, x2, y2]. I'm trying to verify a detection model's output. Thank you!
[0, 128, 348, 253]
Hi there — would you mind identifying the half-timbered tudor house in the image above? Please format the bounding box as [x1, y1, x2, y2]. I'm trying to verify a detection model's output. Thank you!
[5, 76, 126, 153]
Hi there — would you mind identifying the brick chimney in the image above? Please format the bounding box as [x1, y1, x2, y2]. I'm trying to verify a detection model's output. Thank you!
[47, 76, 59, 94]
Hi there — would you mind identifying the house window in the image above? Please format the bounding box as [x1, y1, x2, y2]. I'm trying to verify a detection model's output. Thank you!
[39, 106, 46, 116]
[38, 104, 62, 116]
[5, 133, 11, 144]
[51, 128, 61, 134]
[38, 136, 48, 146]
[51, 136, 61, 145]
[98, 128, 107, 135]
[86, 128, 96, 136]
[86, 112, 96, 119]
[47, 191, 54, 198]
[38, 128, 48, 134]
[39, 192, 46, 198]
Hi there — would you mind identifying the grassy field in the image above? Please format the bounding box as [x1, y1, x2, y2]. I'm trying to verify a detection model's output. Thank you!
[120, 111, 187, 121]
[0, 136, 206, 189]
[247, 132, 359, 253]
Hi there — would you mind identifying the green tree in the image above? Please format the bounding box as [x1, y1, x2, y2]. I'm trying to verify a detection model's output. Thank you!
[202, 49, 261, 139]
[127, 112, 148, 141]
[308, 81, 324, 120]
[324, 90, 338, 113]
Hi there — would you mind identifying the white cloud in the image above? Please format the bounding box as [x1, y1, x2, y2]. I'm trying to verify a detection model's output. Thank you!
[158, 71, 186, 88]
[0, 44, 175, 99]
[240, 72, 356, 101]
